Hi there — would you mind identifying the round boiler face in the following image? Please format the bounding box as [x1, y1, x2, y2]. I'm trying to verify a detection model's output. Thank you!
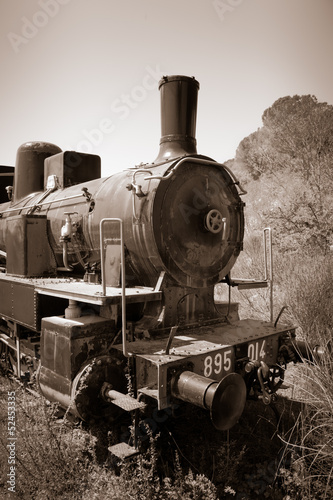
[153, 161, 244, 287]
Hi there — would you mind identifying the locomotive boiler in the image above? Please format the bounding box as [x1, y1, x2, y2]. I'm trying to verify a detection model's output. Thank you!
[0, 75, 302, 457]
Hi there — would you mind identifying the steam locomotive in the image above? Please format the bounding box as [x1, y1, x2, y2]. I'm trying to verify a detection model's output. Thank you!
[0, 75, 304, 457]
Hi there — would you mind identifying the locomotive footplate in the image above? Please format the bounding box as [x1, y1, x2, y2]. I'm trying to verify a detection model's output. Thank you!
[0, 273, 162, 330]
[113, 319, 293, 412]
[35, 279, 162, 306]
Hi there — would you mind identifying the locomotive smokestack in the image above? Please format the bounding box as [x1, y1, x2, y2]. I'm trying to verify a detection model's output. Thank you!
[155, 75, 199, 163]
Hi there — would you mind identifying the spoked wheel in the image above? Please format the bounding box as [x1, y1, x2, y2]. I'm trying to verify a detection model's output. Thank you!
[71, 354, 128, 424]
[0, 341, 15, 376]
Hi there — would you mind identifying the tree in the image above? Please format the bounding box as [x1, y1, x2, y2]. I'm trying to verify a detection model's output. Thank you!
[234, 95, 333, 253]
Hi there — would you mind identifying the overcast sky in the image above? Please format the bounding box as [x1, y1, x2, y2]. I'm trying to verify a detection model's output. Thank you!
[1, 0, 332, 175]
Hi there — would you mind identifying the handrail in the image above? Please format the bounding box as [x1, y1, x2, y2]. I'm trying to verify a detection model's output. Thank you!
[224, 228, 274, 323]
[0, 192, 85, 215]
[263, 227, 273, 322]
[144, 157, 247, 195]
[99, 218, 128, 357]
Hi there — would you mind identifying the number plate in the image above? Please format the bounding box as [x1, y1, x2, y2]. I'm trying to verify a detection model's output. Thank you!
[187, 338, 271, 381]
[200, 348, 234, 380]
[247, 339, 267, 361]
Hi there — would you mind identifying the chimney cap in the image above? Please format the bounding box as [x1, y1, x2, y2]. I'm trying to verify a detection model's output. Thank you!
[158, 75, 200, 90]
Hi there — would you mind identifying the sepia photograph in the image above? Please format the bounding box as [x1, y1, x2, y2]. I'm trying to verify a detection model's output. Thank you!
[0, 1, 332, 498]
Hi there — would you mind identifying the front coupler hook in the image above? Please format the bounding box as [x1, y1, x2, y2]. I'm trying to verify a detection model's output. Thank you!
[257, 361, 274, 405]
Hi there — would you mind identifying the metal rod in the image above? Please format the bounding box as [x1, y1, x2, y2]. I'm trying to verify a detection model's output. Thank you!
[165, 325, 178, 355]
[0, 334, 16, 349]
[57, 240, 73, 272]
[15, 324, 21, 379]
[0, 193, 84, 215]
[263, 228, 273, 323]
[120, 220, 127, 358]
[145, 157, 247, 195]
[100, 218, 108, 297]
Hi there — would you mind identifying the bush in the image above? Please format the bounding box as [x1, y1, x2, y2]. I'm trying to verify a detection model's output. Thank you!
[0, 379, 95, 499]
[0, 377, 220, 500]
[279, 252, 333, 345]
[280, 253, 333, 498]
[230, 239, 333, 498]
[278, 350, 333, 499]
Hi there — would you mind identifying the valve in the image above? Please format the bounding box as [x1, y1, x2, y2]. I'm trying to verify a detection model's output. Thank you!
[5, 186, 13, 201]
[126, 182, 147, 198]
[60, 212, 77, 241]
[204, 209, 226, 234]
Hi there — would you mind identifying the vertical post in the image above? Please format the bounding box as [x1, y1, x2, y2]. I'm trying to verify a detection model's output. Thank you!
[263, 228, 273, 323]
[119, 220, 127, 357]
[14, 323, 21, 379]
[100, 218, 128, 357]
[100, 219, 107, 297]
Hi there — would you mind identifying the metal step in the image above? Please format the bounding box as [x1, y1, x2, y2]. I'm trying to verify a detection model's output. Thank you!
[231, 279, 268, 290]
[138, 387, 159, 400]
[106, 389, 146, 412]
[108, 442, 139, 460]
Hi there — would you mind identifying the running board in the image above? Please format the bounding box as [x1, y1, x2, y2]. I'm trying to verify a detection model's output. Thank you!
[105, 389, 146, 412]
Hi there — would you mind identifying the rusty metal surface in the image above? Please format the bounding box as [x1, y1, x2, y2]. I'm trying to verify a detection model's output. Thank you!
[5, 215, 54, 277]
[13, 141, 62, 202]
[152, 160, 244, 287]
[119, 319, 294, 410]
[41, 315, 117, 378]
[35, 280, 162, 305]
[44, 151, 101, 190]
[105, 389, 146, 411]
[38, 365, 72, 410]
[0, 278, 38, 329]
[117, 319, 290, 357]
[0, 273, 161, 306]
[71, 354, 128, 422]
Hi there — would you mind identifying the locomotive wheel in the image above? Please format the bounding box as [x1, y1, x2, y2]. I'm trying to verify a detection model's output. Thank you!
[71, 354, 128, 424]
[0, 342, 14, 375]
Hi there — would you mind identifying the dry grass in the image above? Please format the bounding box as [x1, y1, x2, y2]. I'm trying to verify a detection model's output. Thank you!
[1, 242, 332, 498]
[217, 237, 333, 498]
[278, 357, 333, 498]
